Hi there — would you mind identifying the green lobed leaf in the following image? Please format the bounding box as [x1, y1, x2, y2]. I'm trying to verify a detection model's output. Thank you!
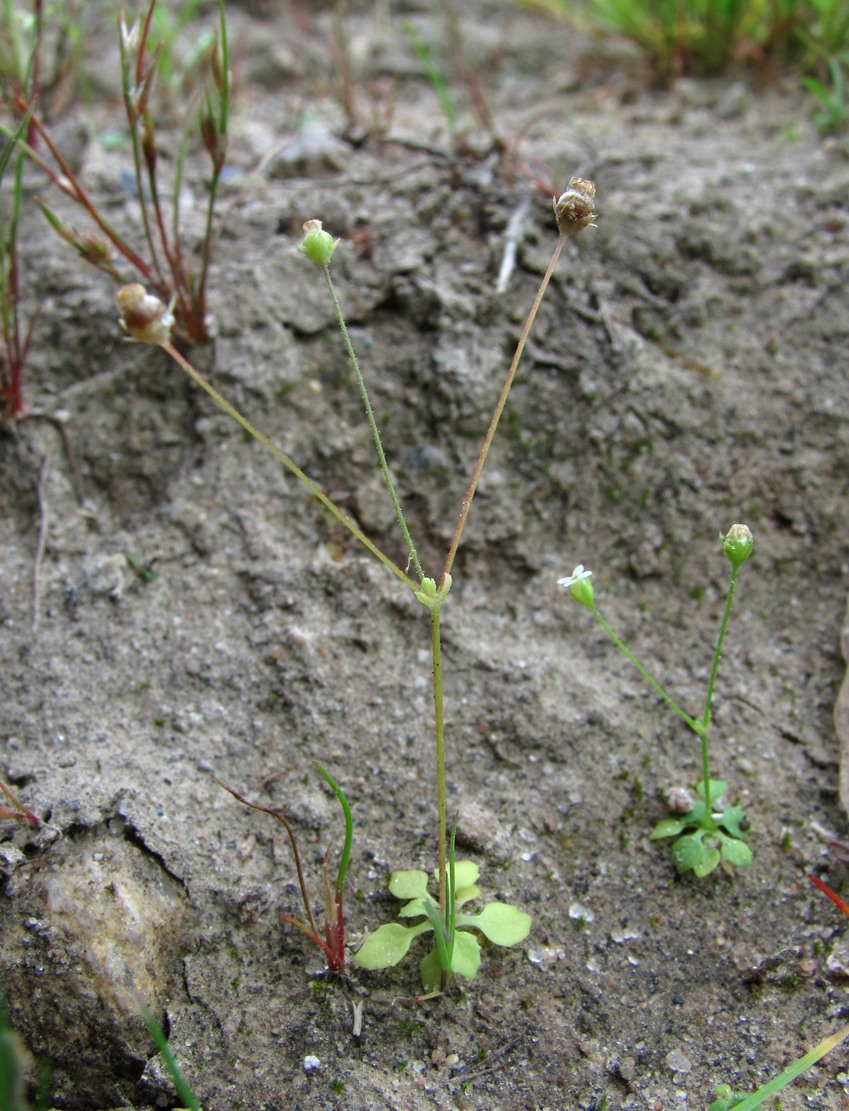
[457, 902, 532, 947]
[420, 945, 443, 994]
[696, 779, 728, 801]
[717, 806, 749, 840]
[398, 896, 431, 919]
[435, 860, 479, 888]
[454, 884, 481, 909]
[354, 921, 430, 970]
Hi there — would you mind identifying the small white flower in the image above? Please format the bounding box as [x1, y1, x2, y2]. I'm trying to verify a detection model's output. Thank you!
[557, 565, 592, 590]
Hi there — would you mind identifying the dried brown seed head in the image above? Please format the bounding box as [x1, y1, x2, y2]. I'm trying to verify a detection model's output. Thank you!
[553, 177, 597, 238]
[116, 283, 175, 346]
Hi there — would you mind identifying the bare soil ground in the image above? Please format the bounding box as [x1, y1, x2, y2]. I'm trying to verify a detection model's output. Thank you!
[3, 2, 849, 1109]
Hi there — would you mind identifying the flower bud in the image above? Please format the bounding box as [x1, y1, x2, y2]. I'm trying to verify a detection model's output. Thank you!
[116, 284, 175, 346]
[557, 565, 594, 608]
[721, 524, 754, 568]
[299, 220, 339, 269]
[553, 177, 597, 238]
[414, 573, 452, 609]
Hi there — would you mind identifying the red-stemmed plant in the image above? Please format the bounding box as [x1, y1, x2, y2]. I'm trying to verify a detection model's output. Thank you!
[215, 764, 352, 973]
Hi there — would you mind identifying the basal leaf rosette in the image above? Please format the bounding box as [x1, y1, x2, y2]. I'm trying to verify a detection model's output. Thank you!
[354, 861, 531, 993]
[650, 779, 752, 878]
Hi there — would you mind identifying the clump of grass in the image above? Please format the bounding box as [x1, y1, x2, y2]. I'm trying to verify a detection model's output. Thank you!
[518, 0, 849, 90]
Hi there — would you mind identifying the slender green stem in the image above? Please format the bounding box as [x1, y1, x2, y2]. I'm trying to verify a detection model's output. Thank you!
[430, 605, 447, 918]
[590, 605, 703, 736]
[442, 233, 567, 581]
[699, 562, 740, 816]
[163, 342, 415, 591]
[322, 265, 424, 583]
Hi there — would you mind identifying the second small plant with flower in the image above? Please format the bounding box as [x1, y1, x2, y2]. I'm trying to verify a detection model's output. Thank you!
[559, 525, 755, 878]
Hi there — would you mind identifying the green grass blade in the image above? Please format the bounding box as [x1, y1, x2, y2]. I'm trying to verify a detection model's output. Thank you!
[143, 1008, 202, 1111]
[313, 762, 353, 900]
[728, 1021, 849, 1110]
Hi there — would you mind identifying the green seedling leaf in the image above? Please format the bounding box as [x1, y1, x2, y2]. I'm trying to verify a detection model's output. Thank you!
[450, 929, 482, 978]
[358, 859, 531, 989]
[717, 806, 749, 840]
[398, 896, 430, 919]
[125, 553, 159, 583]
[419, 944, 443, 994]
[454, 884, 481, 909]
[354, 920, 430, 970]
[650, 818, 686, 840]
[693, 843, 721, 878]
[720, 836, 753, 868]
[419, 930, 482, 994]
[672, 831, 708, 873]
[389, 870, 430, 900]
[457, 902, 532, 946]
[709, 1083, 752, 1111]
[696, 778, 727, 800]
[447, 860, 479, 888]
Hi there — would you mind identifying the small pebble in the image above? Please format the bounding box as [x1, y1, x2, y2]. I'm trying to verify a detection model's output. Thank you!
[665, 1048, 692, 1073]
[303, 1055, 320, 1072]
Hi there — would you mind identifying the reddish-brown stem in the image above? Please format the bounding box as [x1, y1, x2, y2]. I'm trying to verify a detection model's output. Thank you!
[21, 107, 153, 279]
[810, 874, 849, 918]
[441, 233, 566, 582]
[216, 777, 345, 970]
[214, 778, 321, 939]
[0, 778, 41, 828]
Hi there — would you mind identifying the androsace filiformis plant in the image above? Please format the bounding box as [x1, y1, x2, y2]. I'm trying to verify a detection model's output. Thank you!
[215, 765, 352, 973]
[559, 525, 755, 878]
[116, 175, 597, 994]
[3, 0, 228, 347]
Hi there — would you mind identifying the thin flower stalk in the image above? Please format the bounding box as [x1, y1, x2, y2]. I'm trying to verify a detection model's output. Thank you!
[442, 178, 597, 581]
